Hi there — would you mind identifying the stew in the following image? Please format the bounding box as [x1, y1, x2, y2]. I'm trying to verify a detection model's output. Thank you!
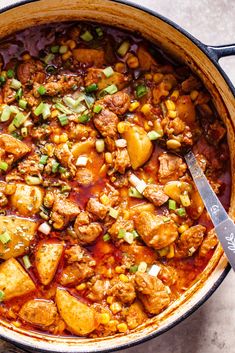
[0, 22, 230, 337]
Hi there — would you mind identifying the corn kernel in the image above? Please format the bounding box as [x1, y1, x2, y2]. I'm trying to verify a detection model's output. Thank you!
[144, 121, 151, 131]
[76, 283, 86, 291]
[122, 209, 129, 220]
[100, 194, 110, 205]
[178, 224, 189, 233]
[133, 115, 139, 123]
[166, 139, 181, 149]
[108, 320, 118, 331]
[115, 62, 126, 73]
[106, 296, 114, 304]
[127, 54, 139, 69]
[59, 133, 68, 143]
[62, 50, 72, 61]
[100, 313, 110, 325]
[171, 90, 180, 101]
[190, 90, 199, 101]
[166, 244, 175, 258]
[168, 110, 177, 119]
[141, 103, 151, 116]
[153, 73, 164, 84]
[115, 266, 124, 274]
[117, 121, 126, 133]
[53, 135, 60, 144]
[110, 302, 122, 314]
[138, 261, 147, 273]
[119, 274, 129, 283]
[145, 73, 152, 80]
[129, 101, 140, 112]
[117, 323, 128, 333]
[165, 100, 176, 111]
[12, 321, 21, 328]
[51, 109, 58, 118]
[22, 53, 31, 61]
[105, 152, 113, 164]
[99, 164, 108, 176]
[66, 39, 76, 50]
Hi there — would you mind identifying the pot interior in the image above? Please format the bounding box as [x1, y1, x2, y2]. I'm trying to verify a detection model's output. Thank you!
[0, 0, 234, 352]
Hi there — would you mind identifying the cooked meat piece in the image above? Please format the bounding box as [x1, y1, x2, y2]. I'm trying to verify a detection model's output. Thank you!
[207, 121, 226, 144]
[109, 217, 134, 239]
[65, 244, 84, 263]
[158, 153, 187, 184]
[86, 198, 108, 220]
[181, 75, 202, 93]
[17, 59, 45, 85]
[0, 258, 36, 301]
[100, 183, 120, 207]
[199, 229, 218, 257]
[68, 123, 92, 141]
[2, 80, 16, 104]
[85, 68, 128, 90]
[87, 278, 110, 301]
[126, 301, 147, 329]
[51, 196, 80, 229]
[74, 211, 103, 244]
[158, 265, 178, 286]
[93, 109, 118, 138]
[108, 279, 136, 304]
[33, 75, 82, 97]
[176, 225, 206, 257]
[143, 184, 169, 206]
[111, 173, 129, 188]
[10, 184, 44, 216]
[73, 48, 105, 67]
[19, 299, 57, 328]
[75, 167, 94, 186]
[113, 148, 131, 174]
[59, 262, 95, 286]
[134, 211, 178, 250]
[100, 91, 130, 115]
[137, 46, 157, 70]
[0, 134, 30, 163]
[54, 143, 76, 176]
[17, 154, 41, 176]
[135, 272, 170, 315]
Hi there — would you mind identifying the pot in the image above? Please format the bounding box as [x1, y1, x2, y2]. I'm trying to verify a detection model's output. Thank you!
[0, 0, 235, 352]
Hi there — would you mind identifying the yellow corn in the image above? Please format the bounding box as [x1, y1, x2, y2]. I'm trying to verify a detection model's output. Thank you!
[115, 266, 124, 274]
[127, 54, 139, 69]
[141, 103, 151, 116]
[178, 224, 189, 233]
[144, 121, 151, 131]
[100, 313, 110, 325]
[166, 139, 181, 149]
[76, 283, 86, 291]
[110, 302, 122, 314]
[99, 164, 108, 176]
[66, 39, 76, 50]
[145, 73, 152, 80]
[166, 244, 175, 258]
[100, 194, 110, 205]
[168, 110, 177, 119]
[106, 296, 114, 304]
[153, 73, 163, 84]
[22, 53, 31, 61]
[119, 274, 129, 283]
[115, 62, 125, 73]
[51, 109, 58, 118]
[105, 152, 113, 164]
[62, 51, 72, 61]
[12, 321, 21, 328]
[190, 90, 199, 101]
[108, 320, 118, 331]
[59, 133, 68, 143]
[129, 101, 140, 112]
[117, 121, 126, 133]
[122, 209, 129, 220]
[133, 115, 139, 123]
[165, 100, 176, 111]
[171, 89, 180, 101]
[117, 323, 128, 333]
[53, 135, 60, 144]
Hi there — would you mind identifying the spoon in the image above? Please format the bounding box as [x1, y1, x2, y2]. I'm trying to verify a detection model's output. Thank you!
[185, 150, 235, 271]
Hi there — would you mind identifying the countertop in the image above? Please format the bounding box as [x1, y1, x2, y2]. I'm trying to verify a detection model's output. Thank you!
[0, 0, 235, 352]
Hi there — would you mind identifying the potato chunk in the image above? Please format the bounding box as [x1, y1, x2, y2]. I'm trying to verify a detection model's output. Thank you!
[19, 299, 57, 328]
[10, 184, 44, 216]
[123, 124, 153, 169]
[0, 134, 30, 162]
[0, 258, 35, 300]
[35, 241, 64, 285]
[73, 49, 105, 67]
[56, 288, 97, 336]
[0, 215, 37, 260]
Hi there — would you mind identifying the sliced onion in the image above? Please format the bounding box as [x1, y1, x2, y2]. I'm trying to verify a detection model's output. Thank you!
[38, 222, 51, 235]
[129, 173, 147, 194]
[148, 264, 161, 277]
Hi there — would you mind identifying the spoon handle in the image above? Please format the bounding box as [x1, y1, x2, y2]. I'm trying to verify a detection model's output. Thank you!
[185, 150, 235, 271]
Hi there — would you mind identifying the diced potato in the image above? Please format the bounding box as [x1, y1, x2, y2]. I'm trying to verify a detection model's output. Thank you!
[71, 139, 95, 159]
[19, 299, 57, 327]
[123, 124, 153, 169]
[130, 202, 155, 217]
[175, 95, 196, 125]
[73, 49, 105, 67]
[35, 240, 64, 285]
[56, 288, 97, 336]
[163, 181, 191, 203]
[0, 134, 30, 162]
[137, 46, 157, 70]
[10, 184, 44, 216]
[0, 215, 37, 260]
[0, 258, 35, 300]
[126, 300, 147, 329]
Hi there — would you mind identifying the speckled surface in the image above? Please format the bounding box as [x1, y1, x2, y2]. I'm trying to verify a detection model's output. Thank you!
[0, 0, 235, 352]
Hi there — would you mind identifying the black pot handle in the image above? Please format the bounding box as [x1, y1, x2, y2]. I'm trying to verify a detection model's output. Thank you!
[207, 44, 235, 61]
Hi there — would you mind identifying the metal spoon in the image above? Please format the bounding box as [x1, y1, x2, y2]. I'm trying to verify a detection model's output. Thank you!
[185, 150, 235, 271]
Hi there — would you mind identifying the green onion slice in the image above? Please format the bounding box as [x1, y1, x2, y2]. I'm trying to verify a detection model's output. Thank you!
[103, 66, 114, 78]
[0, 231, 11, 244]
[80, 30, 94, 42]
[168, 199, 176, 210]
[136, 84, 148, 98]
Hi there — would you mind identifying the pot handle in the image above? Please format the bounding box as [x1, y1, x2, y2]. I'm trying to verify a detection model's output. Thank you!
[207, 44, 235, 61]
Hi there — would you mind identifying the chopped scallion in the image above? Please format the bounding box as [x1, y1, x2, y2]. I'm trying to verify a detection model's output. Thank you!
[104, 84, 118, 95]
[12, 112, 25, 128]
[0, 76, 6, 86]
[129, 265, 138, 273]
[85, 83, 98, 93]
[132, 230, 139, 239]
[43, 53, 55, 64]
[0, 290, 4, 302]
[34, 102, 45, 116]
[37, 85, 47, 95]
[128, 186, 143, 199]
[7, 69, 14, 78]
[42, 103, 51, 120]
[0, 231, 11, 244]
[117, 40, 130, 56]
[59, 166, 67, 174]
[136, 84, 148, 98]
[147, 130, 162, 140]
[95, 27, 103, 37]
[58, 115, 68, 126]
[51, 45, 60, 53]
[21, 127, 28, 137]
[177, 207, 186, 217]
[10, 78, 21, 90]
[0, 161, 8, 171]
[19, 99, 27, 110]
[25, 176, 42, 185]
[118, 228, 126, 239]
[0, 105, 11, 122]
[180, 193, 191, 207]
[103, 66, 114, 78]
[52, 161, 60, 173]
[168, 199, 176, 210]
[93, 105, 102, 114]
[15, 87, 23, 100]
[80, 30, 94, 42]
[39, 155, 48, 165]
[59, 45, 68, 54]
[55, 102, 72, 115]
[103, 233, 110, 242]
[109, 207, 119, 219]
[78, 114, 90, 123]
[23, 255, 32, 269]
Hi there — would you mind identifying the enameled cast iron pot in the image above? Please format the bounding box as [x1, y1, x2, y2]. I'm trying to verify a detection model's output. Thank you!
[0, 0, 235, 352]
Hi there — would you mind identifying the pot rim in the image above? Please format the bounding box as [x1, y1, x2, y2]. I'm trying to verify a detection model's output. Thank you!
[0, 0, 232, 352]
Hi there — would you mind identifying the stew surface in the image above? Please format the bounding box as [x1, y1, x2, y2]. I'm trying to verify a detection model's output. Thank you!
[0, 22, 231, 337]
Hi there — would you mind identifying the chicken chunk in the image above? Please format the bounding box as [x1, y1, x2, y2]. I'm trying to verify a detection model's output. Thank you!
[99, 91, 130, 115]
[10, 184, 44, 216]
[137, 46, 157, 70]
[134, 211, 178, 250]
[56, 288, 97, 336]
[35, 240, 64, 285]
[75, 167, 95, 186]
[54, 143, 76, 176]
[135, 272, 170, 315]
[74, 212, 102, 245]
[93, 109, 118, 138]
[158, 153, 187, 184]
[73, 48, 105, 67]
[176, 225, 206, 257]
[126, 301, 147, 329]
[86, 198, 108, 220]
[143, 184, 169, 206]
[0, 215, 37, 260]
[17, 59, 45, 85]
[51, 197, 80, 229]
[113, 148, 131, 174]
[109, 217, 134, 239]
[0, 134, 30, 163]
[108, 279, 136, 304]
[0, 258, 35, 301]
[199, 229, 218, 257]
[85, 68, 128, 90]
[87, 278, 110, 301]
[19, 299, 57, 328]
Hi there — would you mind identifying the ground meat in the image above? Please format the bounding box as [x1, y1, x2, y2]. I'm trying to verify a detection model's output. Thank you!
[93, 109, 119, 138]
[74, 211, 103, 244]
[87, 278, 110, 301]
[109, 217, 134, 239]
[135, 272, 170, 315]
[17, 154, 41, 176]
[65, 245, 84, 263]
[134, 211, 178, 250]
[108, 279, 136, 304]
[100, 183, 120, 207]
[126, 301, 147, 329]
[100, 91, 130, 115]
[33, 75, 82, 97]
[19, 299, 57, 328]
[17, 59, 45, 85]
[199, 229, 218, 257]
[75, 168, 94, 186]
[51, 196, 80, 229]
[158, 153, 187, 184]
[113, 148, 131, 174]
[175, 224, 206, 257]
[86, 198, 108, 220]
[54, 143, 76, 176]
[143, 184, 169, 206]
[158, 265, 178, 286]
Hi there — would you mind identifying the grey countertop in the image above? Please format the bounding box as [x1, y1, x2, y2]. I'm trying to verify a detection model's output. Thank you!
[0, 0, 235, 352]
